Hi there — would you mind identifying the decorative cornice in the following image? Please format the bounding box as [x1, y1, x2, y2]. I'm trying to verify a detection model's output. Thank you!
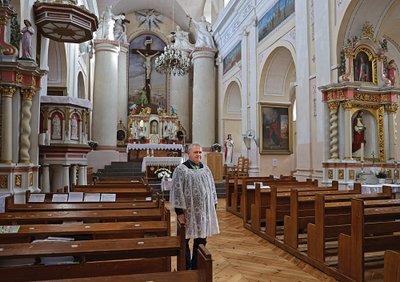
[21, 88, 36, 101]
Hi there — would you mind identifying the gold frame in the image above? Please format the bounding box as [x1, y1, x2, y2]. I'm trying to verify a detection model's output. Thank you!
[351, 106, 385, 162]
[259, 103, 292, 155]
[352, 47, 377, 84]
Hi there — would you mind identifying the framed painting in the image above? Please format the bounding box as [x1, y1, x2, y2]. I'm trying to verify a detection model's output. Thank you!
[259, 103, 292, 154]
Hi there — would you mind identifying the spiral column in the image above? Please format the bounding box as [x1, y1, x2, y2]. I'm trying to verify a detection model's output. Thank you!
[328, 101, 340, 160]
[20, 88, 35, 163]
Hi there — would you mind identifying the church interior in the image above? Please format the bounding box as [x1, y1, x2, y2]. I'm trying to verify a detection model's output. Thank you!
[0, 0, 400, 281]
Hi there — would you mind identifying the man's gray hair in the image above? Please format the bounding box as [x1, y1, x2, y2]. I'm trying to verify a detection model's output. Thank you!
[188, 143, 202, 152]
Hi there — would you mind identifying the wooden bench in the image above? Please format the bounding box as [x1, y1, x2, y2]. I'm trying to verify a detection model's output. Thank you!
[337, 198, 400, 281]
[384, 250, 400, 282]
[94, 177, 145, 184]
[0, 220, 187, 281]
[41, 244, 212, 282]
[283, 185, 393, 250]
[0, 220, 170, 243]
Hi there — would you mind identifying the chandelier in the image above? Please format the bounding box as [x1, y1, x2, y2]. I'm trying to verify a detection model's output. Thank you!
[155, 45, 191, 76]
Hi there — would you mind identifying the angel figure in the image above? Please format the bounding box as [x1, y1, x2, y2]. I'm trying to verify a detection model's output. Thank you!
[135, 9, 163, 30]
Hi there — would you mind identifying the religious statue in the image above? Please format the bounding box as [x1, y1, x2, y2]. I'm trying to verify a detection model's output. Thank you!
[114, 13, 130, 44]
[137, 50, 160, 80]
[135, 9, 164, 30]
[99, 6, 115, 40]
[173, 25, 193, 50]
[71, 117, 78, 140]
[224, 134, 234, 164]
[189, 16, 216, 48]
[352, 111, 366, 156]
[387, 59, 397, 86]
[20, 19, 34, 60]
[354, 52, 371, 82]
[52, 115, 61, 140]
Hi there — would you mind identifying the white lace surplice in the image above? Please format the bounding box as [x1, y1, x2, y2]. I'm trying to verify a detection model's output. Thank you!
[170, 164, 220, 239]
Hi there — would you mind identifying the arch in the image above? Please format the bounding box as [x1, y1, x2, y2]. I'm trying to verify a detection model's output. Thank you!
[77, 72, 85, 99]
[223, 80, 242, 115]
[259, 46, 296, 101]
[47, 40, 67, 87]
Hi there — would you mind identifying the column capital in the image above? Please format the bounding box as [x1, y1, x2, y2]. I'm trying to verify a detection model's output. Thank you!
[192, 48, 218, 61]
[0, 85, 17, 98]
[385, 104, 398, 113]
[327, 101, 340, 113]
[343, 100, 352, 110]
[21, 88, 36, 101]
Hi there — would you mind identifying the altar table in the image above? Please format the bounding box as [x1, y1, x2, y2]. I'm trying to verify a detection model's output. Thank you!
[127, 144, 183, 160]
[142, 157, 183, 180]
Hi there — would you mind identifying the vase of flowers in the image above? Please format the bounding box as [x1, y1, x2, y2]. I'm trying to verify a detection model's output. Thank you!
[154, 168, 172, 180]
[376, 168, 387, 184]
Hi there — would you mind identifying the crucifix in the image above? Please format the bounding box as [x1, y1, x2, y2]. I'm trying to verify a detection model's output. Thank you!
[131, 36, 160, 103]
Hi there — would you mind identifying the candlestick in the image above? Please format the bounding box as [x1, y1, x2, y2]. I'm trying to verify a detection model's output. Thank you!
[360, 143, 364, 162]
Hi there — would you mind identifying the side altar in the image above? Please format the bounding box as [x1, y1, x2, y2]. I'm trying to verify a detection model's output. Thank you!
[320, 22, 400, 187]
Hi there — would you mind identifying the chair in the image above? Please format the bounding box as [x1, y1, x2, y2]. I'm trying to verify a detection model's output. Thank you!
[224, 156, 249, 178]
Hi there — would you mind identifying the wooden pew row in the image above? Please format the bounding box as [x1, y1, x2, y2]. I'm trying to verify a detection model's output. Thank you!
[0, 208, 166, 225]
[0, 220, 187, 281]
[0, 220, 170, 243]
[26, 190, 153, 203]
[244, 182, 341, 241]
[94, 177, 145, 184]
[5, 198, 160, 212]
[283, 186, 394, 250]
[42, 244, 212, 282]
[71, 187, 152, 201]
[242, 179, 322, 224]
[75, 182, 150, 188]
[225, 175, 302, 217]
[337, 199, 400, 282]
[384, 250, 400, 282]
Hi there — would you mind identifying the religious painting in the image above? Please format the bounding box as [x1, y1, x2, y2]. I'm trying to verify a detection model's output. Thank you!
[353, 51, 373, 83]
[128, 34, 168, 112]
[70, 113, 80, 141]
[258, 0, 295, 43]
[223, 42, 241, 75]
[259, 103, 292, 154]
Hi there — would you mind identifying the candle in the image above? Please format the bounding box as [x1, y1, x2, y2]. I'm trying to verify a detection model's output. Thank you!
[360, 142, 364, 162]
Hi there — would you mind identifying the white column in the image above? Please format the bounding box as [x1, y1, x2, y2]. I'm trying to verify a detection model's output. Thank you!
[19, 89, 35, 163]
[344, 102, 353, 160]
[41, 164, 50, 193]
[92, 41, 120, 147]
[170, 51, 190, 137]
[192, 48, 217, 146]
[71, 164, 77, 186]
[78, 165, 87, 185]
[1, 86, 16, 163]
[295, 0, 312, 171]
[62, 164, 70, 192]
[117, 44, 129, 126]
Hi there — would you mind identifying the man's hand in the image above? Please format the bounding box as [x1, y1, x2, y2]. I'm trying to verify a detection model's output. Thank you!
[177, 214, 186, 223]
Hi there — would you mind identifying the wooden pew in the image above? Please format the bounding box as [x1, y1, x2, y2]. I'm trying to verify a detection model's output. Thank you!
[0, 220, 170, 243]
[384, 250, 400, 282]
[94, 177, 145, 184]
[0, 208, 165, 225]
[337, 198, 400, 282]
[71, 187, 152, 200]
[0, 220, 187, 281]
[42, 244, 212, 282]
[307, 194, 400, 264]
[283, 185, 393, 250]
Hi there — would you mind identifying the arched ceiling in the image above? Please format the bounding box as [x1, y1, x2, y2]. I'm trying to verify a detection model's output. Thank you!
[97, 0, 209, 31]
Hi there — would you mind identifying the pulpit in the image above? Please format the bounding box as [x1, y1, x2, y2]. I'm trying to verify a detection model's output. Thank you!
[207, 152, 223, 182]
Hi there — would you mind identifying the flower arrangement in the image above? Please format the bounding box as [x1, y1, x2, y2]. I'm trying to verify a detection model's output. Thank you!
[88, 140, 98, 150]
[154, 168, 172, 180]
[376, 168, 387, 178]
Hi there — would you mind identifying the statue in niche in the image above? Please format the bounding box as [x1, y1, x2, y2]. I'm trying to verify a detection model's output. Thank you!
[20, 19, 34, 60]
[52, 115, 61, 140]
[352, 111, 366, 156]
[354, 52, 372, 82]
[71, 117, 78, 140]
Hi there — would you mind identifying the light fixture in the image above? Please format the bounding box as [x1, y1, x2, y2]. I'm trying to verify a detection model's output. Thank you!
[242, 129, 259, 150]
[154, 0, 191, 76]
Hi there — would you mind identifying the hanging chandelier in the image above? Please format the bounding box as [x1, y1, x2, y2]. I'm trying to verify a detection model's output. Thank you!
[154, 45, 191, 76]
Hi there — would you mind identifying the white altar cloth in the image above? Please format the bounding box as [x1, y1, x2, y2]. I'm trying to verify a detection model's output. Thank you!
[141, 157, 184, 172]
[127, 143, 183, 152]
[361, 184, 400, 194]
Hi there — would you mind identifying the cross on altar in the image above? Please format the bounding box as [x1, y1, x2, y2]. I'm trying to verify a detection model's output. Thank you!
[131, 36, 160, 103]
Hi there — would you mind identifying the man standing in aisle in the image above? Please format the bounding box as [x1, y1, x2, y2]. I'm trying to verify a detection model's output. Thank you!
[170, 143, 220, 270]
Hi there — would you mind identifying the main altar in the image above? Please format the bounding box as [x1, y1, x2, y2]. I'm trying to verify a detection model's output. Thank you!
[320, 22, 400, 187]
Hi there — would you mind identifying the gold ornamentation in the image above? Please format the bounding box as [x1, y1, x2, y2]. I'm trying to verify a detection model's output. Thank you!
[343, 101, 353, 109]
[338, 169, 344, 180]
[0, 86, 16, 98]
[387, 170, 392, 179]
[328, 169, 333, 180]
[29, 173, 33, 186]
[353, 92, 378, 102]
[360, 21, 375, 41]
[0, 175, 8, 189]
[15, 174, 22, 187]
[349, 170, 355, 180]
[385, 104, 398, 113]
[328, 101, 340, 113]
[16, 72, 23, 84]
[21, 88, 35, 101]
[377, 106, 385, 162]
[337, 90, 345, 100]
[32, 76, 36, 87]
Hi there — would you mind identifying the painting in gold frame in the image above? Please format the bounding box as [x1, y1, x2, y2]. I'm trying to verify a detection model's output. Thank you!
[259, 103, 292, 154]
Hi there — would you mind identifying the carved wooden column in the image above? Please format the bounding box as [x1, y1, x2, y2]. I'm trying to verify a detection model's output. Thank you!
[343, 101, 353, 160]
[20, 88, 35, 163]
[328, 101, 340, 160]
[0, 86, 16, 163]
[386, 104, 398, 161]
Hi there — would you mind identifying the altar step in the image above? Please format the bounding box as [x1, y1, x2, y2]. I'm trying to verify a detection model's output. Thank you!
[96, 161, 144, 179]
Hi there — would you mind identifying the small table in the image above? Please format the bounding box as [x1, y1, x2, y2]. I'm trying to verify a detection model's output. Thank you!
[142, 157, 183, 180]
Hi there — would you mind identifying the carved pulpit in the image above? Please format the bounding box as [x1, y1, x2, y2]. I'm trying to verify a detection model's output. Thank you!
[320, 22, 400, 185]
